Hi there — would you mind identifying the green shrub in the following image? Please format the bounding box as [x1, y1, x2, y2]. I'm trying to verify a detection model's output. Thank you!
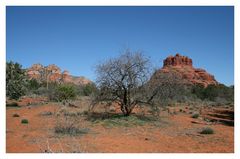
[192, 84, 234, 103]
[75, 83, 98, 96]
[55, 84, 77, 102]
[6, 61, 27, 100]
[82, 83, 97, 96]
[191, 113, 199, 118]
[200, 127, 214, 134]
[21, 119, 29, 124]
[27, 79, 42, 91]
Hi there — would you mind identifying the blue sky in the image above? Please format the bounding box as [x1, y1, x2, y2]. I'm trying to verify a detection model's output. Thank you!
[6, 6, 234, 85]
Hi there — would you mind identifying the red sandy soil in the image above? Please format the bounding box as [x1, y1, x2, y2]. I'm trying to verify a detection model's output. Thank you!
[6, 103, 234, 153]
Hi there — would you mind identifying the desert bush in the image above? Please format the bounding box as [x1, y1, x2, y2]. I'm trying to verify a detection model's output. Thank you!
[81, 83, 97, 96]
[12, 113, 20, 117]
[54, 117, 88, 136]
[26, 78, 42, 93]
[77, 83, 97, 96]
[6, 102, 19, 107]
[6, 61, 27, 100]
[54, 126, 89, 136]
[191, 113, 199, 118]
[54, 106, 89, 136]
[21, 119, 29, 124]
[63, 111, 82, 117]
[34, 87, 49, 95]
[34, 86, 56, 101]
[40, 111, 53, 116]
[55, 84, 77, 103]
[192, 84, 234, 104]
[200, 127, 214, 134]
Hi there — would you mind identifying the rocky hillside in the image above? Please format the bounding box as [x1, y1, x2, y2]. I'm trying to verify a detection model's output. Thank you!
[153, 53, 218, 87]
[26, 64, 91, 85]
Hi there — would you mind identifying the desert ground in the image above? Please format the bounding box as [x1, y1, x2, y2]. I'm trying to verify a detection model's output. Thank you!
[6, 96, 234, 153]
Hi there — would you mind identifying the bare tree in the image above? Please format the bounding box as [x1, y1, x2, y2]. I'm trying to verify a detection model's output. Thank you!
[93, 49, 152, 116]
[92, 49, 189, 117]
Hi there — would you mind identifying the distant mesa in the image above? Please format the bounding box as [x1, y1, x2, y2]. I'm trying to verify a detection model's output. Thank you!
[153, 53, 218, 87]
[26, 63, 91, 85]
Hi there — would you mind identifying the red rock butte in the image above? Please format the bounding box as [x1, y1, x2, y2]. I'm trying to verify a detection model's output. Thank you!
[163, 53, 192, 67]
[155, 53, 218, 87]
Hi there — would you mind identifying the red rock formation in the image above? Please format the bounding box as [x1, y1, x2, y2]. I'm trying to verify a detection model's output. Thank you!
[163, 53, 193, 67]
[26, 64, 91, 85]
[62, 70, 72, 83]
[46, 64, 62, 82]
[154, 53, 218, 87]
[27, 64, 44, 79]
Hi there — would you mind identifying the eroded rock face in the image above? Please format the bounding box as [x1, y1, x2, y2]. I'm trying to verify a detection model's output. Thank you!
[163, 53, 193, 67]
[62, 70, 72, 83]
[26, 64, 91, 85]
[154, 53, 218, 87]
[27, 64, 44, 79]
[46, 64, 62, 82]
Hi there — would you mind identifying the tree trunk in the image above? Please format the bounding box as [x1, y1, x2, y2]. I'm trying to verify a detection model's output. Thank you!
[121, 104, 134, 116]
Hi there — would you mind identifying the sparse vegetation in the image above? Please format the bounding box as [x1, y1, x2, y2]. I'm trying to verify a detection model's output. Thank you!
[99, 115, 147, 127]
[6, 102, 19, 107]
[87, 112, 159, 128]
[26, 79, 42, 94]
[191, 113, 199, 118]
[5, 7, 234, 153]
[192, 84, 234, 104]
[54, 126, 89, 136]
[21, 119, 29, 124]
[40, 111, 53, 116]
[12, 113, 20, 117]
[54, 84, 77, 104]
[200, 127, 214, 134]
[81, 83, 97, 96]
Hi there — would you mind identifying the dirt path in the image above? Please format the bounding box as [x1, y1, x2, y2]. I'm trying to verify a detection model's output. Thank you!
[6, 104, 234, 153]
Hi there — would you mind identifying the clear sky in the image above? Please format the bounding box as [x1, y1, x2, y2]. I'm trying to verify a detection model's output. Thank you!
[6, 6, 234, 86]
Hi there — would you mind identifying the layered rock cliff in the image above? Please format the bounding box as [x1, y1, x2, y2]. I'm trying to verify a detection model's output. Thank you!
[153, 53, 218, 87]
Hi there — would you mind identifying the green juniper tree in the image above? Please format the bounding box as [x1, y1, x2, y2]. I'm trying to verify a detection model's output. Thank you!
[6, 61, 27, 100]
